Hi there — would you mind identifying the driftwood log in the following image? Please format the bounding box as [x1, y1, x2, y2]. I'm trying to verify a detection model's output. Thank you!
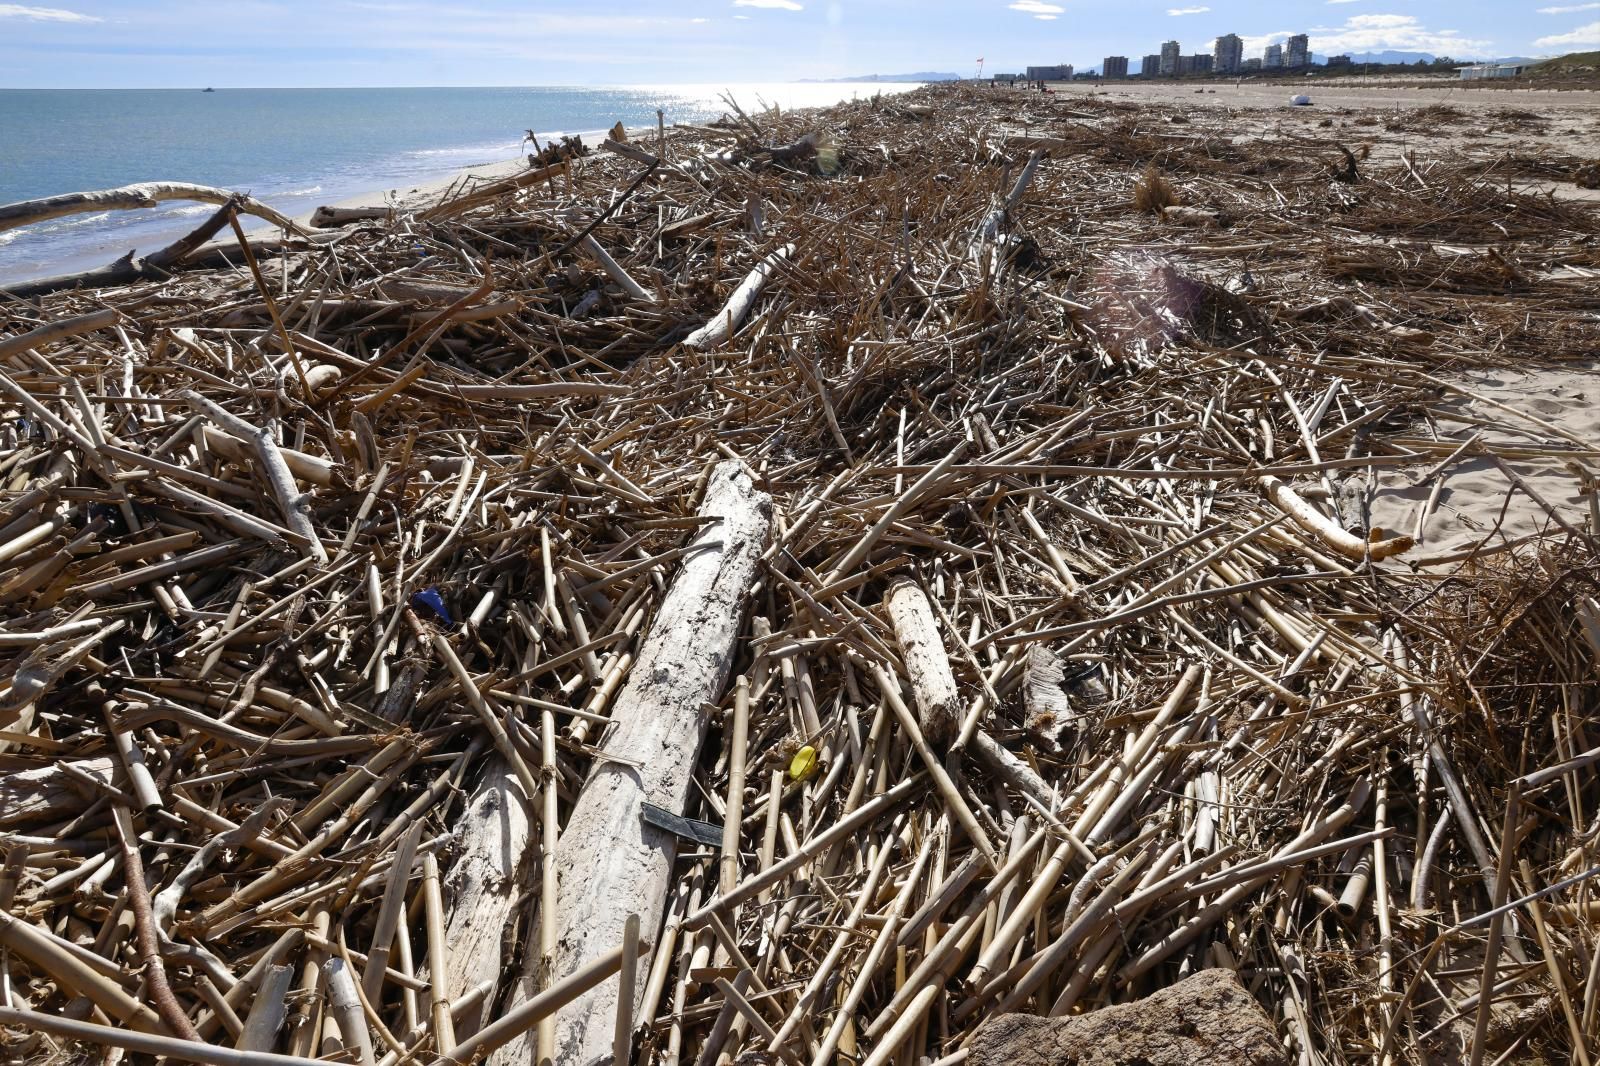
[682, 244, 793, 349]
[309, 205, 394, 228]
[493, 459, 771, 1066]
[884, 576, 960, 748]
[0, 182, 311, 237]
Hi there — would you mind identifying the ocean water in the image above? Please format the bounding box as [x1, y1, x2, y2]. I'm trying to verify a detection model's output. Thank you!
[0, 83, 915, 286]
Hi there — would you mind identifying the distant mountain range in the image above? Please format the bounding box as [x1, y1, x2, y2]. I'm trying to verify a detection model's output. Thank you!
[1325, 51, 1532, 65]
[1337, 50, 1437, 65]
[804, 72, 962, 83]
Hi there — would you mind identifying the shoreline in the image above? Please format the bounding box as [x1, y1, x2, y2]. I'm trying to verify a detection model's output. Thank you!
[297, 123, 617, 222]
[0, 82, 919, 288]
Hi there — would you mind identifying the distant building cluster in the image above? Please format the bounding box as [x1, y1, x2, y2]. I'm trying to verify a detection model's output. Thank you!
[998, 28, 1522, 84]
[1025, 64, 1073, 81]
[1011, 27, 1336, 83]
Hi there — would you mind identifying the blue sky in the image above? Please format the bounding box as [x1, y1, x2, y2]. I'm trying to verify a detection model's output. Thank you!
[0, 2, 1590, 87]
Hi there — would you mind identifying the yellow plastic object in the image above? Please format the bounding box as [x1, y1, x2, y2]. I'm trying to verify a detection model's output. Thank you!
[789, 745, 818, 782]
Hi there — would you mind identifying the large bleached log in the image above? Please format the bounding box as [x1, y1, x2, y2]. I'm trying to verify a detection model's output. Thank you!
[309, 204, 394, 228]
[0, 181, 312, 237]
[495, 459, 771, 1066]
[441, 759, 533, 1041]
[682, 244, 793, 349]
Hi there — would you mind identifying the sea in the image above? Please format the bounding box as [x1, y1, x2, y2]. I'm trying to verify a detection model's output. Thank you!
[0, 83, 916, 286]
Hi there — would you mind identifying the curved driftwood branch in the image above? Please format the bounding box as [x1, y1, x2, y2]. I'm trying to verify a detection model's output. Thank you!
[0, 230, 342, 300]
[1260, 475, 1413, 561]
[682, 243, 794, 349]
[0, 182, 314, 237]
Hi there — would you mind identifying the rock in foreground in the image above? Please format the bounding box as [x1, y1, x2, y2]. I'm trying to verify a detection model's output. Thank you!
[970, 970, 1287, 1066]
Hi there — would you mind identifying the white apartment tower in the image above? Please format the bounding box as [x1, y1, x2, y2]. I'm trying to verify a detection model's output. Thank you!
[1160, 40, 1181, 76]
[1214, 34, 1244, 74]
[1285, 34, 1309, 68]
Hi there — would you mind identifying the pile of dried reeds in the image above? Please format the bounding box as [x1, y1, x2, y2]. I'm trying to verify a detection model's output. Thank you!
[1, 82, 1598, 1066]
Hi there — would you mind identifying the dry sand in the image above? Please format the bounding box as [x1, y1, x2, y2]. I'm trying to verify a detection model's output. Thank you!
[1368, 365, 1600, 565]
[1049, 74, 1600, 113]
[1030, 76, 1600, 204]
[1019, 77, 1600, 564]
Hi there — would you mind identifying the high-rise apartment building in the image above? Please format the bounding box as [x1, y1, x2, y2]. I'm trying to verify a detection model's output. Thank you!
[1142, 54, 1162, 77]
[1264, 43, 1283, 69]
[1285, 34, 1309, 68]
[1102, 56, 1129, 79]
[1213, 33, 1243, 74]
[1160, 40, 1181, 76]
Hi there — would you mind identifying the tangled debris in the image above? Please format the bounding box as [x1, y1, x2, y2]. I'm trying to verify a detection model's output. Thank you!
[1, 83, 1599, 1066]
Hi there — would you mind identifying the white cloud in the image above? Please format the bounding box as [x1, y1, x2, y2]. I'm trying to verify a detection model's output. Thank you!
[1536, 19, 1600, 44]
[0, 3, 101, 21]
[1326, 0, 1362, 4]
[690, 16, 708, 21]
[1008, 0, 1063, 12]
[1235, 30, 1293, 54]
[1299, 13, 1492, 55]
[1034, 12, 1055, 17]
[732, 0, 802, 8]
[1168, 5, 1209, 13]
[1538, 2, 1600, 12]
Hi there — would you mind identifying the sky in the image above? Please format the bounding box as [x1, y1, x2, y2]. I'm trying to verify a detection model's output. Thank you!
[0, 2, 1591, 88]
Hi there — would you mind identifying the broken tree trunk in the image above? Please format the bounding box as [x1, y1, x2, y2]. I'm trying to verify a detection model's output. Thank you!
[884, 576, 960, 749]
[494, 459, 772, 1066]
[309, 205, 393, 228]
[1022, 644, 1075, 752]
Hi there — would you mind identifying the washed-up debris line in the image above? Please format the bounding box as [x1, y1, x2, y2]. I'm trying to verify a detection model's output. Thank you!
[1, 82, 1599, 1066]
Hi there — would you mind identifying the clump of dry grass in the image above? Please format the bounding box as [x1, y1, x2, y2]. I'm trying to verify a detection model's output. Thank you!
[1133, 164, 1178, 213]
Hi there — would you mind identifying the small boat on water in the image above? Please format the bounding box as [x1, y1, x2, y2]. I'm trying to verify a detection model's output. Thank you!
[202, 87, 216, 92]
